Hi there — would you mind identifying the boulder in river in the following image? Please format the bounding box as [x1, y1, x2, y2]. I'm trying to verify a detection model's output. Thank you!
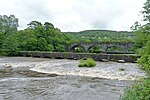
[5, 64, 12, 68]
[117, 60, 126, 63]
[101, 59, 109, 62]
[74, 58, 77, 60]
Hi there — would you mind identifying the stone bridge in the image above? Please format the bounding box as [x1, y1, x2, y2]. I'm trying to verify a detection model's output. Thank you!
[68, 42, 133, 53]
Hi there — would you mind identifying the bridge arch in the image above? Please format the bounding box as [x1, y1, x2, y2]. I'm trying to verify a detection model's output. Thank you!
[88, 45, 103, 53]
[69, 42, 133, 54]
[70, 44, 86, 53]
[105, 46, 124, 53]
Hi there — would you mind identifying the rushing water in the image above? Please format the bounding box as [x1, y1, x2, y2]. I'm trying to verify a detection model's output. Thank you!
[0, 57, 146, 100]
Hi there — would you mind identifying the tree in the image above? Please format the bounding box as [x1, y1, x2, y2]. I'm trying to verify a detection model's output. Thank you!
[2, 33, 19, 55]
[0, 32, 4, 48]
[142, 0, 150, 22]
[0, 15, 18, 35]
[44, 22, 54, 30]
[27, 21, 42, 29]
[121, 1, 150, 100]
[132, 0, 150, 72]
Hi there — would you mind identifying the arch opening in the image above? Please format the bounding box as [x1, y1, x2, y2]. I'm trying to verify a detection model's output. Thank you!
[88, 46, 103, 53]
[70, 45, 86, 53]
[106, 46, 123, 53]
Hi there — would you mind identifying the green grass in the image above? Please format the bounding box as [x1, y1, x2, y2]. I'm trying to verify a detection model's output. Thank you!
[78, 58, 96, 67]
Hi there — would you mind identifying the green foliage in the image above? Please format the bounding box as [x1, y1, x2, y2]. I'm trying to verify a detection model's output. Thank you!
[0, 18, 71, 55]
[107, 46, 123, 52]
[0, 32, 4, 48]
[121, 1, 150, 100]
[142, 0, 150, 22]
[54, 44, 65, 52]
[121, 78, 150, 100]
[2, 33, 19, 55]
[130, 0, 150, 73]
[65, 30, 135, 43]
[78, 58, 96, 67]
[73, 46, 85, 53]
[133, 0, 150, 73]
[138, 41, 150, 74]
[0, 15, 18, 35]
[89, 46, 103, 53]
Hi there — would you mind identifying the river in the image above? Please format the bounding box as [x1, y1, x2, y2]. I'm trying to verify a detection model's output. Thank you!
[0, 57, 146, 100]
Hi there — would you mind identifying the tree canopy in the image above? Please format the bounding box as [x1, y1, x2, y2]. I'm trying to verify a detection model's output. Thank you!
[0, 15, 18, 35]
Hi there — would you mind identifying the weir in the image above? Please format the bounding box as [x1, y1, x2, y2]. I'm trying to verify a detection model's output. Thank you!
[18, 51, 139, 62]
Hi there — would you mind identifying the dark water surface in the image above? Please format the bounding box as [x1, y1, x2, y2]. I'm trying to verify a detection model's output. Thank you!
[0, 57, 144, 100]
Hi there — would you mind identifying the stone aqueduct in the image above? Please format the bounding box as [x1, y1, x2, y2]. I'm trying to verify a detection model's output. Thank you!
[68, 42, 133, 53]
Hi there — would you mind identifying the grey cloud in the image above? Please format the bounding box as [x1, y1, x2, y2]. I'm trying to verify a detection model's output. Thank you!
[71, 0, 125, 30]
[15, 0, 54, 29]
[91, 20, 108, 29]
[0, 0, 145, 31]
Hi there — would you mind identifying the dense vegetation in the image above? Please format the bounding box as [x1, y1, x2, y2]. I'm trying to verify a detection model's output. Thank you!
[0, 16, 71, 55]
[121, 0, 150, 99]
[121, 78, 150, 100]
[0, 14, 135, 55]
[65, 30, 135, 43]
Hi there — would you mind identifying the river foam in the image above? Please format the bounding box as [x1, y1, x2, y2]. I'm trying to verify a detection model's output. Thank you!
[0, 57, 146, 80]
[29, 59, 146, 80]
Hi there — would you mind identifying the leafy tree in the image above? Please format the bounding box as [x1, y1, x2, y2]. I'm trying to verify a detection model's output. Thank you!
[133, 0, 150, 73]
[2, 33, 19, 55]
[26, 38, 38, 51]
[0, 15, 18, 35]
[37, 38, 51, 51]
[27, 21, 42, 29]
[0, 32, 4, 48]
[121, 1, 150, 99]
[19, 21, 70, 52]
[44, 22, 54, 30]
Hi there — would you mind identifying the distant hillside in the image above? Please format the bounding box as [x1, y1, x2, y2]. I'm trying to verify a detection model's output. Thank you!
[64, 30, 135, 43]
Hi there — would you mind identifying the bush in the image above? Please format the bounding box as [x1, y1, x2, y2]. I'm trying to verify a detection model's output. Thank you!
[121, 78, 150, 100]
[78, 58, 96, 67]
[138, 41, 150, 74]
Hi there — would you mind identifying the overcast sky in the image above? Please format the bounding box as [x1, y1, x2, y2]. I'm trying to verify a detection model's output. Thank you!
[0, 0, 146, 32]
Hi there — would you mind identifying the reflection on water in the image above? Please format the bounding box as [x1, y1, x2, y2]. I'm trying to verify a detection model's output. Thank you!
[0, 57, 146, 100]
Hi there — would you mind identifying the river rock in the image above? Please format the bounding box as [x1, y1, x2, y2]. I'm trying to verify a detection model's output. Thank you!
[101, 59, 109, 62]
[5, 64, 12, 68]
[74, 58, 77, 60]
[133, 61, 138, 63]
[117, 60, 126, 63]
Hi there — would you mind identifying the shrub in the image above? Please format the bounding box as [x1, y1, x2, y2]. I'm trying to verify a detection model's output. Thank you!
[138, 41, 150, 74]
[78, 58, 96, 67]
[121, 78, 150, 100]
